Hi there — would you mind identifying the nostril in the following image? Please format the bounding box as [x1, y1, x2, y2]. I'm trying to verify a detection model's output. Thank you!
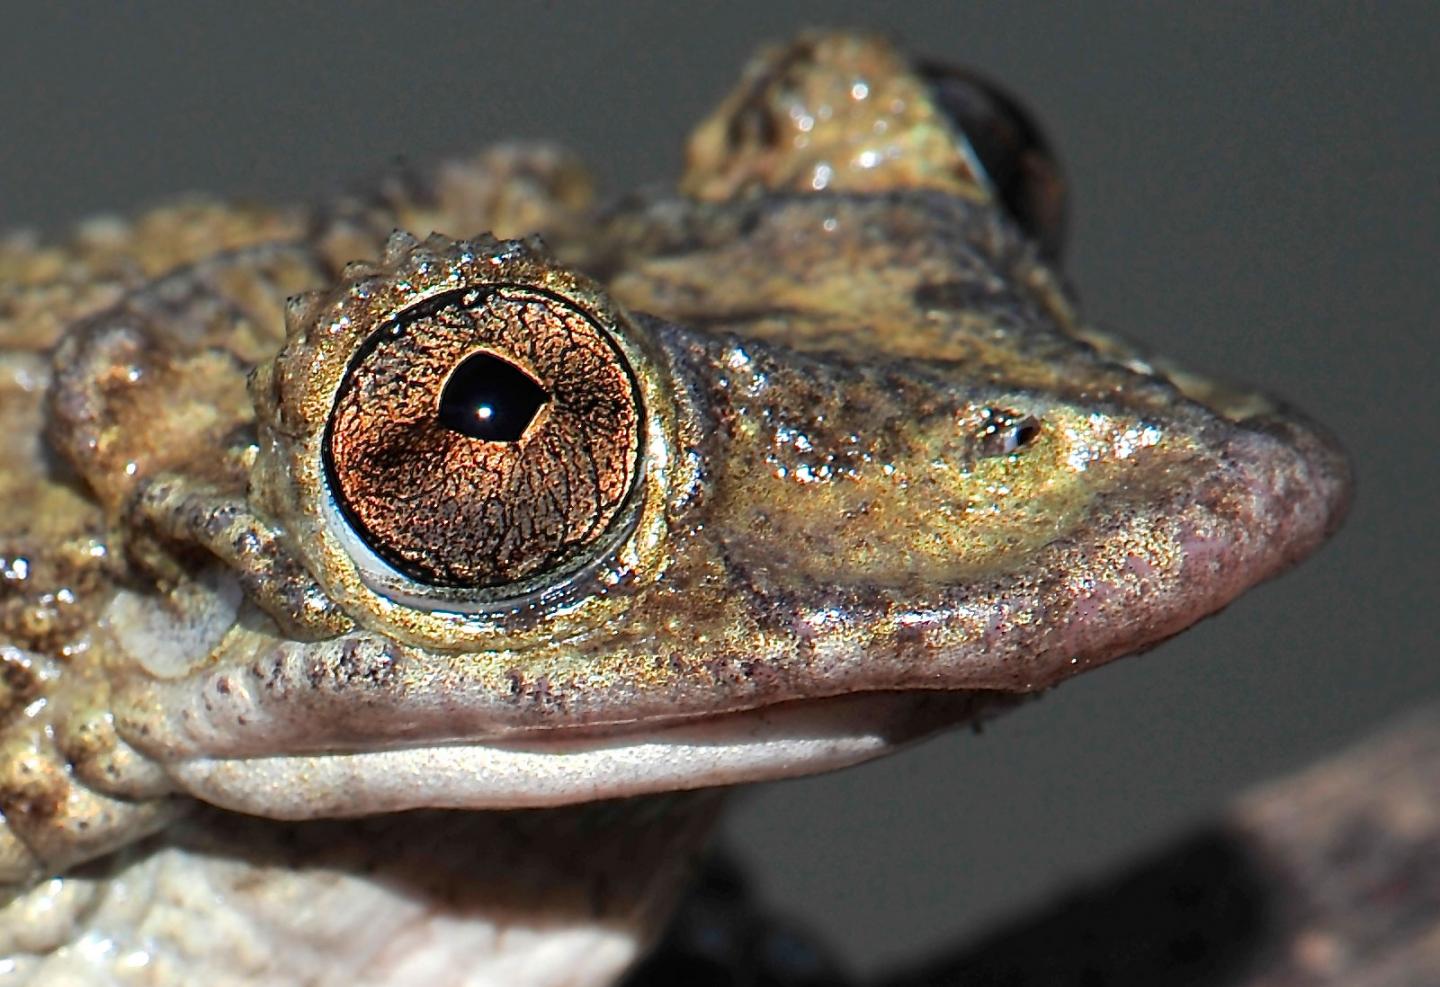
[976, 409, 1042, 458]
[1009, 419, 1042, 451]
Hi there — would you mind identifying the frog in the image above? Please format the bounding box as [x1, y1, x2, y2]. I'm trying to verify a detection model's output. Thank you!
[0, 30, 1348, 987]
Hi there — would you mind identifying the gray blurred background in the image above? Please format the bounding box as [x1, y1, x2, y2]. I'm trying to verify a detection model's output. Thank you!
[2, 3, 1434, 977]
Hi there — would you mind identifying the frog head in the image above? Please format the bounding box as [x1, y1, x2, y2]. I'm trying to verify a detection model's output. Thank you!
[59, 33, 1346, 821]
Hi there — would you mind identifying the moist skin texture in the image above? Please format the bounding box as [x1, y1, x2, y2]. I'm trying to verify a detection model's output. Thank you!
[0, 31, 1348, 987]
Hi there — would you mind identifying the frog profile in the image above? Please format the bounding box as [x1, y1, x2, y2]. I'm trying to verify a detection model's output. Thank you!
[0, 31, 1347, 986]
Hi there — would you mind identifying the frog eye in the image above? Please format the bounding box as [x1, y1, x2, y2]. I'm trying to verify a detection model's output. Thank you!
[322, 285, 642, 596]
[919, 62, 1067, 260]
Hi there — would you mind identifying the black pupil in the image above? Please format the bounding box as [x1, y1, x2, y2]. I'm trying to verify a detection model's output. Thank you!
[437, 351, 549, 442]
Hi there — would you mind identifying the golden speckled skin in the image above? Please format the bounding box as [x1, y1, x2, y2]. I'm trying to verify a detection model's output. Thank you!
[0, 31, 1347, 983]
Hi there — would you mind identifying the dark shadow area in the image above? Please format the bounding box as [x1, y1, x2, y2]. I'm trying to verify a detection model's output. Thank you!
[624, 854, 856, 987]
[877, 828, 1275, 987]
[631, 828, 1277, 987]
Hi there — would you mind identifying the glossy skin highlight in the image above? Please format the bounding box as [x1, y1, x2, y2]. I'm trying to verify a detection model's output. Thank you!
[0, 31, 1347, 987]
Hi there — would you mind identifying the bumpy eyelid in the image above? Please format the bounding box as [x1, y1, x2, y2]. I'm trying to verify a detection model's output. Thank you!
[678, 31, 1067, 259]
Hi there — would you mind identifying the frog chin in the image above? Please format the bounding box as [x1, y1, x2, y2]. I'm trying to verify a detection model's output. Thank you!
[164, 689, 1016, 820]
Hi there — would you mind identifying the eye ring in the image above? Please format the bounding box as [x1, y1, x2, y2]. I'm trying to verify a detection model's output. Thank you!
[320, 282, 645, 606]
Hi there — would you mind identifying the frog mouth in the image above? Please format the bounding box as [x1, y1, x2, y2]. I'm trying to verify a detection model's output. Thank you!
[165, 690, 1022, 819]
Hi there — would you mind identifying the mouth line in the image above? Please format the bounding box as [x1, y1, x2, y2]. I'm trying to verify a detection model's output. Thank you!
[167, 689, 1014, 819]
[480, 685, 1024, 745]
